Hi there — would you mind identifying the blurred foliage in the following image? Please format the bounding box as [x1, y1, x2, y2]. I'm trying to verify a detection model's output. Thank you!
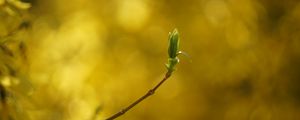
[1, 0, 300, 120]
[0, 0, 31, 119]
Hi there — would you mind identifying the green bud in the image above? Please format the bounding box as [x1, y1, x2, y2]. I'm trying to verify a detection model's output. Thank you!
[168, 29, 179, 59]
[166, 58, 179, 72]
[166, 29, 180, 72]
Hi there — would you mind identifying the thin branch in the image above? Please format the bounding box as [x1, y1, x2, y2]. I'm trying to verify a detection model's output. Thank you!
[105, 71, 172, 120]
[104, 28, 182, 120]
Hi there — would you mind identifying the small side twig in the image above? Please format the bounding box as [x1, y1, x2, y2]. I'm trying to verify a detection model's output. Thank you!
[105, 71, 172, 120]
[104, 29, 183, 120]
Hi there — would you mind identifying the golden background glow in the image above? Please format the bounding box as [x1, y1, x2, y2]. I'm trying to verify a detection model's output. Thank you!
[1, 0, 300, 120]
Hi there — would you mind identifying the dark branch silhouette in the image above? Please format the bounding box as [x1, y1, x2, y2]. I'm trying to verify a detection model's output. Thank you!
[104, 29, 182, 120]
[105, 71, 172, 120]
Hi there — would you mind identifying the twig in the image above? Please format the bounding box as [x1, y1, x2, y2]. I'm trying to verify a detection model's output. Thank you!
[105, 71, 172, 120]
[104, 29, 183, 120]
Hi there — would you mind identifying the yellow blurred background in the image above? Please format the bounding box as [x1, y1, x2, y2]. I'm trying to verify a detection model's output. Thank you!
[1, 0, 300, 120]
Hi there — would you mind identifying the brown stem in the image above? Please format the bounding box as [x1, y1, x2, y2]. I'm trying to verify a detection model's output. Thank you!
[105, 71, 172, 120]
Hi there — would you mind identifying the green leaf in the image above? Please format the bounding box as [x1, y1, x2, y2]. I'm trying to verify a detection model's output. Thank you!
[168, 29, 179, 59]
[166, 28, 180, 73]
